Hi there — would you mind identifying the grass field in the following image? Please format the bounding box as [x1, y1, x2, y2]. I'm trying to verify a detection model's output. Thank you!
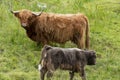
[0, 0, 120, 80]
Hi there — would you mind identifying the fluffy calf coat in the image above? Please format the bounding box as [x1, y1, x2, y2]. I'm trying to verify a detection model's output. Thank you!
[11, 9, 89, 49]
[39, 45, 96, 80]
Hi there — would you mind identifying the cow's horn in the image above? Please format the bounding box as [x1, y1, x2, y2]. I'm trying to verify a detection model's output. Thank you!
[32, 12, 42, 16]
[8, 2, 19, 14]
[8, 2, 14, 14]
[10, 10, 14, 13]
[32, 7, 45, 16]
[11, 10, 19, 14]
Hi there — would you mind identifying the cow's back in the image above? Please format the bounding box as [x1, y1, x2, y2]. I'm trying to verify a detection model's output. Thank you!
[36, 12, 88, 44]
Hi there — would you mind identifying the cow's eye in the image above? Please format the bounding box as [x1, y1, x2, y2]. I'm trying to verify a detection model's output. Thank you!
[28, 17, 32, 20]
[17, 16, 21, 19]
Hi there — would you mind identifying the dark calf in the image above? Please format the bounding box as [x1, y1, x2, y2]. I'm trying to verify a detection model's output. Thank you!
[38, 45, 96, 80]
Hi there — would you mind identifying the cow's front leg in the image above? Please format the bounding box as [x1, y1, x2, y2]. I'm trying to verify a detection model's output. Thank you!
[37, 42, 41, 46]
[40, 67, 47, 80]
[79, 66, 86, 80]
[36, 33, 41, 46]
[69, 71, 74, 80]
[37, 33, 49, 46]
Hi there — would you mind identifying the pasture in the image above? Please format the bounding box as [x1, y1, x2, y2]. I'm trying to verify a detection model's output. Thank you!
[0, 0, 120, 80]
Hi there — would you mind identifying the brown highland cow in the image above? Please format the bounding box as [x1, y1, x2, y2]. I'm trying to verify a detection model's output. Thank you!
[11, 9, 89, 49]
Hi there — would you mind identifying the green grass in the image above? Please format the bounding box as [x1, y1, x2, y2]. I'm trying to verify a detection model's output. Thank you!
[0, 0, 120, 80]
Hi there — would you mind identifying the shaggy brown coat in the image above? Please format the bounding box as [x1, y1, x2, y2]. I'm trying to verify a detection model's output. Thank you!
[12, 9, 89, 49]
[39, 45, 96, 80]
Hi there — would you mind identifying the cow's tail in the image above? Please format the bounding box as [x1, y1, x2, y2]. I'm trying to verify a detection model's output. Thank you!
[85, 16, 89, 49]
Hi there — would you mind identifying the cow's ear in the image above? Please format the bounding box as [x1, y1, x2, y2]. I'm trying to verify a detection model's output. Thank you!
[44, 45, 52, 51]
[14, 13, 19, 17]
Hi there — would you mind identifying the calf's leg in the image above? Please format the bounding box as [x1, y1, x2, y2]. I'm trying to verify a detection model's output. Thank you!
[79, 66, 86, 80]
[69, 71, 74, 80]
[47, 70, 54, 80]
[40, 67, 47, 80]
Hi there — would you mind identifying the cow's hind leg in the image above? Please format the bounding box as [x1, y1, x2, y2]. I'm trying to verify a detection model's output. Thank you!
[72, 31, 85, 49]
[69, 71, 74, 80]
[40, 67, 47, 80]
[77, 32, 85, 49]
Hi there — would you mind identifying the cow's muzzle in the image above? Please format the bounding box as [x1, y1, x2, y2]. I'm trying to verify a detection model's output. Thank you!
[21, 23, 27, 28]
